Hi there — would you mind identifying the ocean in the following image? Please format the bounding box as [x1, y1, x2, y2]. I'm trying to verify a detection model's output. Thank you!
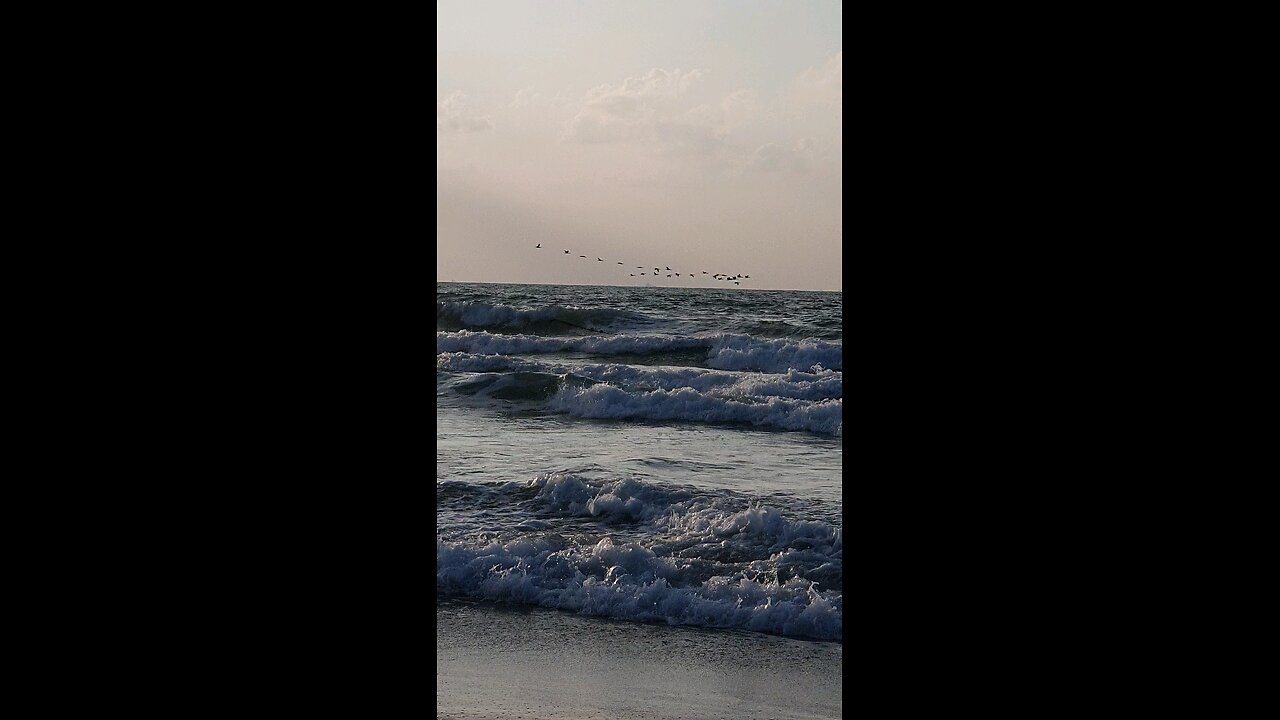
[436, 282, 843, 646]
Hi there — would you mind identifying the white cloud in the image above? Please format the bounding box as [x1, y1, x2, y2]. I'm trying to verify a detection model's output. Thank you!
[564, 68, 713, 146]
[720, 89, 758, 125]
[796, 51, 842, 105]
[438, 92, 494, 132]
[510, 87, 542, 108]
[583, 68, 704, 106]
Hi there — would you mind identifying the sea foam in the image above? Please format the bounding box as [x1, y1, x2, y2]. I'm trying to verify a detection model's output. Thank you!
[547, 384, 842, 434]
[436, 472, 843, 641]
[437, 331, 842, 374]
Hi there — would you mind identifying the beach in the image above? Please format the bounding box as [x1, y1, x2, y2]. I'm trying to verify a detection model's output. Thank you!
[437, 599, 843, 720]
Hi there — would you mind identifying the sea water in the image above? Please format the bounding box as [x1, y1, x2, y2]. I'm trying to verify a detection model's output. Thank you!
[436, 282, 842, 642]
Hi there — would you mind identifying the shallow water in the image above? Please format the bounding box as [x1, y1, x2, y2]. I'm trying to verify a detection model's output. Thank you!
[437, 598, 842, 720]
[437, 282, 843, 642]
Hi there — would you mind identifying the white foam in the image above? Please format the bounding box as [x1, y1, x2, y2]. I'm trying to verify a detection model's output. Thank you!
[437, 473, 842, 640]
[437, 331, 842, 374]
[436, 352, 539, 373]
[547, 384, 842, 434]
[438, 354, 842, 401]
[436, 537, 842, 641]
[705, 335, 843, 373]
[570, 364, 843, 401]
[437, 330, 708, 356]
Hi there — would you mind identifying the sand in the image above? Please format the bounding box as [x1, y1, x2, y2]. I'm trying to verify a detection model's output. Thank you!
[437, 599, 842, 720]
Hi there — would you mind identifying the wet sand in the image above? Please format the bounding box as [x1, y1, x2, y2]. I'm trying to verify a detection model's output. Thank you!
[437, 599, 842, 720]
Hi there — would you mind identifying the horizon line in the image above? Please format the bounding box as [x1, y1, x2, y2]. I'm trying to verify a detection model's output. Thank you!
[436, 279, 841, 293]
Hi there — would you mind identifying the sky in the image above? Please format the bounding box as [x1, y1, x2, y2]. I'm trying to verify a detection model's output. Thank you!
[437, 0, 842, 291]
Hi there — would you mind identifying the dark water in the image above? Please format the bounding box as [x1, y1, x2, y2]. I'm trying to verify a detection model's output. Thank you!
[436, 282, 842, 641]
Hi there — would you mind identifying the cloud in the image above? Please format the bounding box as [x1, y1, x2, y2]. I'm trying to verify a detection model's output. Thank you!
[749, 140, 813, 173]
[565, 109, 635, 143]
[654, 121, 724, 155]
[796, 51, 842, 104]
[786, 51, 841, 158]
[584, 68, 704, 107]
[720, 88, 758, 120]
[510, 87, 543, 108]
[564, 68, 712, 146]
[438, 92, 494, 132]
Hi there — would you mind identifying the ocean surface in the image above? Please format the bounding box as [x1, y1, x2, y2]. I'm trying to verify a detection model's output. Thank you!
[436, 282, 842, 643]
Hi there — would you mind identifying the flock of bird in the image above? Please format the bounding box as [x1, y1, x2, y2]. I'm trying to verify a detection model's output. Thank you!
[535, 244, 751, 285]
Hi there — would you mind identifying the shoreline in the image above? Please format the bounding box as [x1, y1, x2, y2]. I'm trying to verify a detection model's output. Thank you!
[437, 599, 842, 720]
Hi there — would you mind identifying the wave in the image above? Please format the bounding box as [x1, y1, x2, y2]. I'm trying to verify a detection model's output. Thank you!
[436, 330, 708, 356]
[437, 331, 842, 373]
[438, 354, 842, 401]
[547, 384, 842, 434]
[446, 371, 600, 401]
[437, 301, 648, 334]
[436, 473, 842, 641]
[704, 335, 843, 373]
[731, 319, 842, 340]
[438, 356, 842, 433]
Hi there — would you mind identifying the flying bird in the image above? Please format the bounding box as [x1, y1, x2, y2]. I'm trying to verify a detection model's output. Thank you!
[580, 255, 586, 258]
[630, 274, 635, 276]
[564, 250, 570, 254]
[617, 262, 623, 264]
[536, 243, 541, 248]
[666, 267, 671, 270]
[702, 271, 707, 274]
[734, 281, 740, 285]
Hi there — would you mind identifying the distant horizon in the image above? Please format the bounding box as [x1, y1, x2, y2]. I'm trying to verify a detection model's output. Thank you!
[436, 279, 840, 293]
[438, 0, 841, 292]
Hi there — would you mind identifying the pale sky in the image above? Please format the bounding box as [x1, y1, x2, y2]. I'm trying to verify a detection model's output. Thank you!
[437, 0, 842, 291]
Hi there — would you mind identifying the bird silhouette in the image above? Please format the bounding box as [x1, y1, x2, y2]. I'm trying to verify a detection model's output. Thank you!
[666, 274, 671, 278]
[734, 281, 740, 285]
[617, 262, 623, 264]
[665, 267, 671, 270]
[675, 273, 681, 276]
[702, 271, 708, 274]
[536, 243, 541, 248]
[630, 274, 635, 276]
[564, 250, 570, 254]
[597, 258, 603, 261]
[580, 255, 586, 258]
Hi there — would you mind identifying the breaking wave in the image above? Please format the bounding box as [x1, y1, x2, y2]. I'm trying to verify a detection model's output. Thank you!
[436, 473, 842, 641]
[436, 331, 842, 374]
[547, 385, 842, 435]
